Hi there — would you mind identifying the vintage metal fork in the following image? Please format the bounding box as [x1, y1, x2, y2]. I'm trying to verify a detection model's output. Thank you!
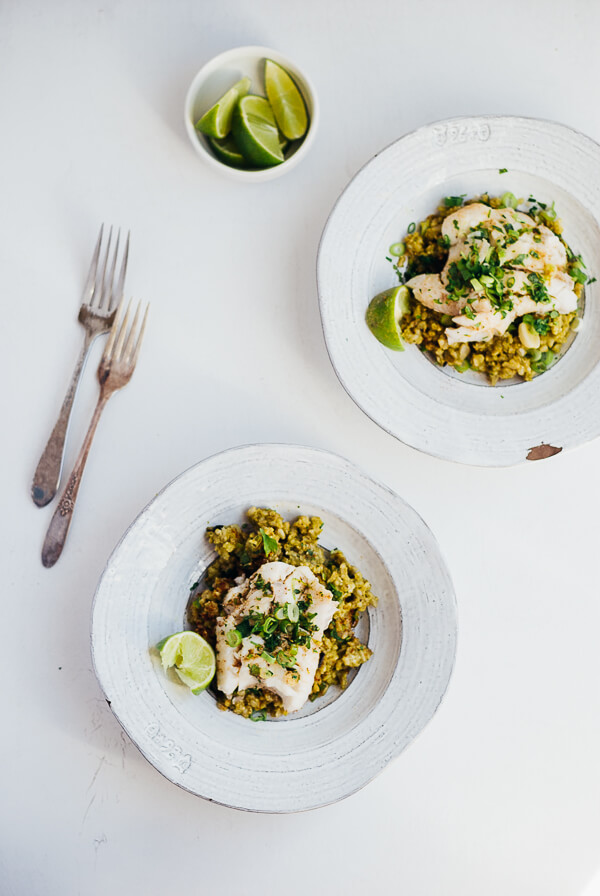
[31, 225, 130, 508]
[41, 298, 149, 568]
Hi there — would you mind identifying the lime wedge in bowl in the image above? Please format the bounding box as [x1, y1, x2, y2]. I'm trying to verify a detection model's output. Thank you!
[208, 134, 247, 168]
[195, 76, 251, 139]
[232, 95, 284, 167]
[264, 59, 308, 140]
[156, 631, 216, 694]
[366, 285, 411, 351]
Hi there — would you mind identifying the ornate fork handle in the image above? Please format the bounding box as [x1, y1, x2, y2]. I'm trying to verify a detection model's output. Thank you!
[31, 331, 95, 508]
[41, 391, 109, 568]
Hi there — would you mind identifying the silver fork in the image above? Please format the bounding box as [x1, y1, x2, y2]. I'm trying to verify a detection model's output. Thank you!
[31, 225, 130, 508]
[41, 298, 149, 568]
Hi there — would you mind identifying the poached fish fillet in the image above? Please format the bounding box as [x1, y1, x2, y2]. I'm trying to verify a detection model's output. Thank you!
[405, 201, 579, 346]
[216, 561, 338, 713]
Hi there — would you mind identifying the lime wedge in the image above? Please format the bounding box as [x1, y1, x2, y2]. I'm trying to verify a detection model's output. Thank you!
[232, 95, 284, 167]
[156, 631, 216, 694]
[366, 285, 411, 351]
[195, 76, 251, 139]
[264, 60, 308, 140]
[208, 134, 247, 168]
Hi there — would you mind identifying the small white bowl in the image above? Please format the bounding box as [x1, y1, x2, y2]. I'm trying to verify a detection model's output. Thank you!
[184, 46, 319, 182]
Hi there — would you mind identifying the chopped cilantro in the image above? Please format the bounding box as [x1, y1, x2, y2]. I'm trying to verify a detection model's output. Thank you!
[499, 168, 508, 174]
[522, 313, 549, 335]
[259, 528, 278, 556]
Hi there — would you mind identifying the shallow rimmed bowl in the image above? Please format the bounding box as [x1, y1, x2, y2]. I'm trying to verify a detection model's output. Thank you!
[184, 46, 319, 182]
[91, 444, 457, 813]
[317, 115, 600, 466]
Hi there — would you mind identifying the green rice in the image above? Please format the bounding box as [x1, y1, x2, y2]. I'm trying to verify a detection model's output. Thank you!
[187, 506, 378, 718]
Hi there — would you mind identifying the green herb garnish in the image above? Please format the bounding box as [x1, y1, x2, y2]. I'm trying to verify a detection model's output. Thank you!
[444, 194, 466, 207]
[259, 528, 278, 556]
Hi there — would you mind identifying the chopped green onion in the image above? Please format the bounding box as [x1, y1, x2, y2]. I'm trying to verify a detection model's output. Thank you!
[528, 349, 542, 362]
[250, 711, 267, 722]
[407, 222, 416, 234]
[389, 242, 405, 257]
[453, 361, 470, 373]
[499, 168, 508, 174]
[286, 602, 299, 622]
[226, 629, 242, 648]
[262, 617, 277, 634]
[501, 191, 518, 209]
[274, 606, 287, 621]
[444, 195, 466, 207]
[261, 651, 275, 664]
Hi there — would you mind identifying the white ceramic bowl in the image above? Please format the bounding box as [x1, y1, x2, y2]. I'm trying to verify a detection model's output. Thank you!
[184, 46, 319, 182]
[91, 444, 457, 813]
[318, 115, 600, 466]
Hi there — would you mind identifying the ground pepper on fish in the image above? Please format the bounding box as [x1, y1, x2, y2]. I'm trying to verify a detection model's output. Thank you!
[188, 507, 377, 719]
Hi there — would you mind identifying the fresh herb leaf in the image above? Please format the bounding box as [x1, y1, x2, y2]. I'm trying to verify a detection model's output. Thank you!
[259, 528, 278, 556]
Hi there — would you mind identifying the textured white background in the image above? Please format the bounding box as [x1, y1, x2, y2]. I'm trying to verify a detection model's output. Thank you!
[2, 1, 600, 894]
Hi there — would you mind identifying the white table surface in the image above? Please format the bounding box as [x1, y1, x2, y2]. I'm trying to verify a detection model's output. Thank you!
[3, 1, 600, 893]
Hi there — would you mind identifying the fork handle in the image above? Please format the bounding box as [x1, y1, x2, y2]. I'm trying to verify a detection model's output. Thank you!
[41, 393, 109, 568]
[31, 331, 94, 507]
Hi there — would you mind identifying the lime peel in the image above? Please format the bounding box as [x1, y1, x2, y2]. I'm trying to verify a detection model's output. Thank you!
[366, 285, 411, 351]
[232, 95, 284, 167]
[195, 76, 251, 139]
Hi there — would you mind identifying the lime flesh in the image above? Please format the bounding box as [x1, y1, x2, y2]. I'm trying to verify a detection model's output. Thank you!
[232, 95, 284, 167]
[366, 285, 411, 350]
[195, 76, 251, 139]
[264, 59, 308, 140]
[157, 631, 216, 694]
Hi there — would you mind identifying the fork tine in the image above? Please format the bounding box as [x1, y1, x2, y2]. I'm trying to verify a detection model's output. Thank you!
[98, 226, 114, 310]
[104, 228, 120, 311]
[122, 301, 141, 361]
[131, 304, 149, 368]
[81, 224, 103, 305]
[103, 297, 125, 360]
[114, 299, 133, 359]
[111, 231, 130, 312]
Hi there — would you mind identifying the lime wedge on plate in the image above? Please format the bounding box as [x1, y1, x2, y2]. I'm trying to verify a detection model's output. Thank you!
[195, 76, 251, 139]
[232, 95, 284, 167]
[366, 285, 411, 351]
[156, 631, 216, 694]
[208, 134, 247, 168]
[264, 59, 308, 140]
